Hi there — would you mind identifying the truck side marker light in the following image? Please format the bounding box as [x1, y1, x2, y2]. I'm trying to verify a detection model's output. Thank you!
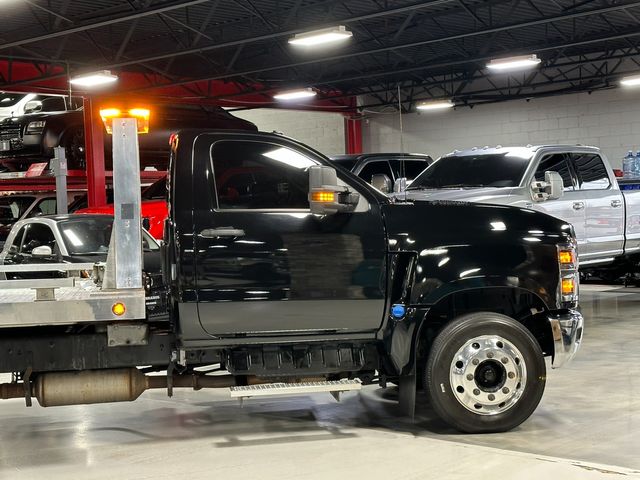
[391, 304, 406, 319]
[561, 278, 575, 296]
[311, 191, 336, 202]
[112, 302, 126, 316]
[558, 250, 575, 266]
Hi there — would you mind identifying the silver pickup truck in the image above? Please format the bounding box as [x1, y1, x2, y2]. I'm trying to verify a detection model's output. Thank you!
[395, 145, 640, 275]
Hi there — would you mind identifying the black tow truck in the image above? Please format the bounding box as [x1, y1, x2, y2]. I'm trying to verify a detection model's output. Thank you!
[0, 124, 583, 433]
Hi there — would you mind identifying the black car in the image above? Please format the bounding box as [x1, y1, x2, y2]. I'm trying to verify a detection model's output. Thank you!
[0, 100, 257, 171]
[329, 152, 433, 192]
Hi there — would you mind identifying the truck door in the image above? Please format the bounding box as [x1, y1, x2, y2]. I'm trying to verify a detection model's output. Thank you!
[192, 133, 387, 336]
[530, 153, 586, 252]
[570, 152, 624, 263]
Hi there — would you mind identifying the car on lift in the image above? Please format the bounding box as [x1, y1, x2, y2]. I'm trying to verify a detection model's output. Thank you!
[0, 100, 257, 171]
[329, 152, 433, 193]
[0, 92, 47, 121]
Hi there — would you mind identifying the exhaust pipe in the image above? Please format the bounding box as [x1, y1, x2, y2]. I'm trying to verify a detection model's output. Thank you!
[1, 368, 262, 407]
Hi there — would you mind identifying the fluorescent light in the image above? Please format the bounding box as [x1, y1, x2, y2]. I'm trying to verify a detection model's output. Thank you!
[70, 70, 118, 87]
[487, 54, 541, 71]
[621, 74, 640, 86]
[289, 25, 353, 46]
[273, 88, 317, 100]
[416, 99, 454, 111]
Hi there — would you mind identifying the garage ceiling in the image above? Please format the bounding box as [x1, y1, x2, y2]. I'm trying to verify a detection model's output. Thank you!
[1, 0, 640, 111]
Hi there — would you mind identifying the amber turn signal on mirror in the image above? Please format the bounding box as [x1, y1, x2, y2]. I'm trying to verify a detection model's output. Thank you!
[310, 191, 336, 202]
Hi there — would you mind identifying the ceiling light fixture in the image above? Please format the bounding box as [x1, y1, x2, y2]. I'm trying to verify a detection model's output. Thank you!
[70, 70, 118, 87]
[621, 74, 640, 87]
[273, 88, 317, 100]
[288, 26, 353, 46]
[416, 99, 455, 111]
[487, 54, 541, 71]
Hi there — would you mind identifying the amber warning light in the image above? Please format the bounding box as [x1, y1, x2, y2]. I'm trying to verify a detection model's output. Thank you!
[100, 107, 150, 134]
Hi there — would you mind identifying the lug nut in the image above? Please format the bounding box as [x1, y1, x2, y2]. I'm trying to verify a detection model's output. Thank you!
[502, 387, 510, 394]
[508, 372, 515, 379]
[486, 352, 494, 359]
[501, 357, 508, 364]
[466, 374, 474, 381]
[488, 394, 495, 401]
[473, 389, 480, 396]
[472, 359, 480, 365]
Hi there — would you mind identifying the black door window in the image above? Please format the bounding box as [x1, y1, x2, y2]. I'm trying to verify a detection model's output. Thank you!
[211, 141, 315, 209]
[571, 153, 611, 190]
[534, 154, 575, 191]
[20, 223, 56, 254]
[358, 160, 393, 183]
[389, 159, 431, 180]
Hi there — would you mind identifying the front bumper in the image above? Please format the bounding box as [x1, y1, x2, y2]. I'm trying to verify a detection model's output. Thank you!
[549, 309, 583, 369]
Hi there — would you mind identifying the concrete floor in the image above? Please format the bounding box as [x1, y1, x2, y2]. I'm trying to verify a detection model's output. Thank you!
[1, 284, 640, 479]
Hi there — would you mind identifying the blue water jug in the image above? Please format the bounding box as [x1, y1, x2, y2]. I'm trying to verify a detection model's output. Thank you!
[623, 151, 635, 177]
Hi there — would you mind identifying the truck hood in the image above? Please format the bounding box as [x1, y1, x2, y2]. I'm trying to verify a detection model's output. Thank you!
[394, 186, 518, 204]
[381, 200, 574, 309]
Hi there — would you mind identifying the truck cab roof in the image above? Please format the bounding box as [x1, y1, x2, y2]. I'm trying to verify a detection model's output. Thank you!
[446, 144, 601, 157]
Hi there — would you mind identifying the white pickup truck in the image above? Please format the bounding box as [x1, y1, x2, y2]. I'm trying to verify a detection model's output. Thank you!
[396, 145, 640, 274]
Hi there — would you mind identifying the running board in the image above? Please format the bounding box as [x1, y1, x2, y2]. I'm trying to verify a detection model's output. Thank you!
[230, 379, 361, 403]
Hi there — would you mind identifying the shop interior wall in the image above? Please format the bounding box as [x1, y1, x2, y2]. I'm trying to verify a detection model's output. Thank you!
[362, 89, 640, 168]
[233, 108, 346, 157]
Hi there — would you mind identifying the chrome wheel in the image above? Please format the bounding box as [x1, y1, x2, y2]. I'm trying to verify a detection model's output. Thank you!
[449, 335, 527, 415]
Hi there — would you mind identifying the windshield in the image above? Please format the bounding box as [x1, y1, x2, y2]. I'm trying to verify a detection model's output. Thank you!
[59, 216, 158, 255]
[0, 93, 26, 108]
[408, 153, 531, 189]
[0, 196, 35, 223]
[142, 177, 167, 200]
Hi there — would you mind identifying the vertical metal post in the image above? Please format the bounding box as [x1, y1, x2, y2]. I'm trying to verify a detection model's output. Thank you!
[51, 147, 68, 214]
[112, 118, 142, 289]
[83, 97, 107, 207]
[344, 115, 363, 154]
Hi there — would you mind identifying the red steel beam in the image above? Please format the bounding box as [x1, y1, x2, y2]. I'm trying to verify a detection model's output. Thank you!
[83, 97, 107, 207]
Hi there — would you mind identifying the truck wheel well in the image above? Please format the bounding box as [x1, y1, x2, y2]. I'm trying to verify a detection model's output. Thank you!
[416, 287, 553, 366]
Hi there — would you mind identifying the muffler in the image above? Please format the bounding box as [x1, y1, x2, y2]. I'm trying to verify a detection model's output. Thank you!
[1, 368, 261, 407]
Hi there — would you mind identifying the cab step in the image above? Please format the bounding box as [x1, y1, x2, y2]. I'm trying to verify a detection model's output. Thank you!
[230, 379, 361, 402]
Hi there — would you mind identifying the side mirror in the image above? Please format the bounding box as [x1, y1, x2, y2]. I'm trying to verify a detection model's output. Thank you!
[393, 177, 408, 193]
[31, 245, 53, 257]
[531, 171, 564, 202]
[308, 165, 360, 215]
[371, 173, 391, 193]
[23, 100, 42, 114]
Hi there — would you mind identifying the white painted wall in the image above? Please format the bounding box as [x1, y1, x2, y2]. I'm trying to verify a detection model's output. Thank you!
[232, 108, 346, 156]
[362, 88, 640, 169]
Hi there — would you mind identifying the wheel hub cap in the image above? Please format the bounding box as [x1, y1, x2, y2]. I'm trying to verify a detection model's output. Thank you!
[449, 335, 527, 415]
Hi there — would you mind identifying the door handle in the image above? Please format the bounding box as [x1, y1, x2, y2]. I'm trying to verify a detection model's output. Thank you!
[572, 202, 585, 211]
[199, 227, 245, 238]
[611, 199, 622, 208]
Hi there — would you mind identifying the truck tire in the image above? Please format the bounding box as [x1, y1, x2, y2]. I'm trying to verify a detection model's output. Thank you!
[424, 312, 545, 433]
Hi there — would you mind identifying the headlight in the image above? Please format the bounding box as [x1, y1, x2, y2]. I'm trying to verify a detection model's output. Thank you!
[26, 120, 45, 133]
[557, 244, 579, 307]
